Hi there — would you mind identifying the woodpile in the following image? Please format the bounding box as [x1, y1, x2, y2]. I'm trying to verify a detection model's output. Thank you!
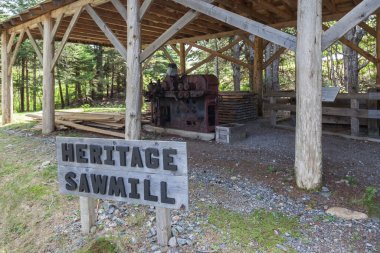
[218, 92, 258, 124]
[26, 111, 151, 138]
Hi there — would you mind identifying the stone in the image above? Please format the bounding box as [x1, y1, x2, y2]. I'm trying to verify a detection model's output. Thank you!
[168, 237, 177, 247]
[151, 245, 160, 251]
[177, 238, 187, 246]
[130, 237, 137, 245]
[149, 228, 157, 237]
[326, 207, 368, 220]
[90, 226, 96, 233]
[171, 227, 179, 237]
[40, 161, 51, 169]
[276, 244, 288, 252]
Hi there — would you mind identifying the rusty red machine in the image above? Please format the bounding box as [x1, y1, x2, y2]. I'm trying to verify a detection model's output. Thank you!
[144, 64, 219, 133]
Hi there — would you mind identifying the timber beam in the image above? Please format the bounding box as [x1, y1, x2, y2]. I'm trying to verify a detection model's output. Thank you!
[322, 0, 380, 50]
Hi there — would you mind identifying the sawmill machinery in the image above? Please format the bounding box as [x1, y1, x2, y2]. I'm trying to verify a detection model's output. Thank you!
[144, 64, 219, 133]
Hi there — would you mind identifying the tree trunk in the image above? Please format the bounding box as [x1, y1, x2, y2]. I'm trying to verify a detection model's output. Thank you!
[20, 57, 25, 112]
[26, 59, 30, 111]
[231, 36, 241, 91]
[295, 0, 322, 190]
[95, 45, 104, 99]
[264, 43, 280, 93]
[214, 39, 220, 80]
[33, 53, 37, 111]
[110, 62, 115, 98]
[65, 81, 70, 106]
[57, 67, 65, 109]
[75, 66, 82, 100]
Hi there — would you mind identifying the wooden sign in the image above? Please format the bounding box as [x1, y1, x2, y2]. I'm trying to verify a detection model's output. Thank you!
[322, 87, 340, 102]
[56, 137, 188, 210]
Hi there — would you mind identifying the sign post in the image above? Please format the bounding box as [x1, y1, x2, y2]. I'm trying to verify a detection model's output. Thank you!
[56, 137, 188, 243]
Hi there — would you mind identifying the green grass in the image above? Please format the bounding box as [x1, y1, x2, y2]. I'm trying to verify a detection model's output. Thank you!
[208, 206, 300, 251]
[361, 186, 380, 217]
[77, 237, 118, 253]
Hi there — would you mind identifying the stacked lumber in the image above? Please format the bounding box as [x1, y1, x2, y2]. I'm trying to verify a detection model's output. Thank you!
[218, 92, 258, 124]
[27, 111, 152, 138]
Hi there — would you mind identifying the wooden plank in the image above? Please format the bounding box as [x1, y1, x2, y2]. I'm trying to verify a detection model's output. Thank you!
[170, 44, 180, 55]
[185, 37, 241, 74]
[26, 28, 43, 64]
[350, 99, 360, 136]
[269, 104, 380, 119]
[1, 32, 13, 124]
[85, 4, 128, 61]
[266, 91, 380, 100]
[377, 11, 380, 86]
[173, 0, 297, 51]
[8, 30, 25, 75]
[275, 124, 380, 143]
[51, 12, 64, 42]
[162, 47, 175, 63]
[51, 7, 83, 70]
[111, 0, 128, 22]
[6, 32, 16, 54]
[179, 43, 186, 74]
[42, 14, 55, 134]
[143, 124, 215, 141]
[188, 42, 251, 69]
[140, 0, 154, 20]
[140, 9, 201, 62]
[322, 0, 380, 50]
[263, 47, 287, 69]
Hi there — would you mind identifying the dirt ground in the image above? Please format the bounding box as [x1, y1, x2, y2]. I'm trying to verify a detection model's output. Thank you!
[182, 119, 380, 211]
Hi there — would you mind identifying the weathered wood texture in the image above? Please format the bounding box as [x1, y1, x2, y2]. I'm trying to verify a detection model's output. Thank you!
[125, 0, 142, 140]
[56, 137, 189, 210]
[156, 207, 171, 246]
[295, 0, 322, 190]
[218, 92, 258, 123]
[179, 43, 186, 74]
[322, 0, 380, 50]
[80, 197, 97, 234]
[377, 11, 380, 86]
[1, 32, 13, 124]
[42, 14, 55, 134]
[173, 0, 297, 51]
[253, 37, 264, 116]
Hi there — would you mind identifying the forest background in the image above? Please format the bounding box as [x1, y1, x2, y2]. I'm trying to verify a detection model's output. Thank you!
[0, 0, 378, 113]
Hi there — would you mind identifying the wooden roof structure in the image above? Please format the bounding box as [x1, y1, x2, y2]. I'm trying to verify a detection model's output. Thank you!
[1, 0, 380, 203]
[0, 0, 372, 47]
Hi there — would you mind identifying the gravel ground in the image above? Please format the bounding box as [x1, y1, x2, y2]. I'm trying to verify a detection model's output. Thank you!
[5, 119, 380, 252]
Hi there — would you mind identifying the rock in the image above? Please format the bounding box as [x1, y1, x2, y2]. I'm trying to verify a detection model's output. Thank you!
[321, 186, 329, 192]
[168, 237, 177, 247]
[148, 228, 157, 237]
[171, 227, 179, 237]
[186, 239, 193, 246]
[151, 245, 160, 251]
[40, 161, 51, 169]
[90, 226, 96, 233]
[113, 217, 126, 226]
[107, 206, 116, 214]
[326, 207, 368, 220]
[276, 244, 288, 252]
[230, 176, 237, 180]
[177, 238, 187, 246]
[130, 237, 137, 245]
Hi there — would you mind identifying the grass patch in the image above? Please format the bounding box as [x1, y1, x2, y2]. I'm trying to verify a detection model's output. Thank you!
[78, 237, 118, 253]
[208, 207, 300, 251]
[41, 165, 58, 181]
[361, 186, 380, 217]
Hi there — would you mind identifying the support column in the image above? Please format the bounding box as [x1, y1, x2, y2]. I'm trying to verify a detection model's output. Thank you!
[1, 31, 13, 124]
[179, 43, 186, 75]
[376, 11, 380, 87]
[253, 37, 263, 116]
[295, 0, 323, 190]
[369, 12, 380, 137]
[42, 14, 55, 134]
[125, 0, 142, 140]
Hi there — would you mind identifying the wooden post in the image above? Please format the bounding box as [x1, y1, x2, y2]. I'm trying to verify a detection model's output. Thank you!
[80, 196, 97, 234]
[369, 12, 380, 137]
[1, 31, 13, 124]
[295, 0, 323, 190]
[253, 37, 263, 117]
[350, 99, 360, 136]
[270, 96, 277, 126]
[42, 14, 55, 134]
[377, 11, 380, 87]
[179, 43, 186, 75]
[126, 0, 171, 246]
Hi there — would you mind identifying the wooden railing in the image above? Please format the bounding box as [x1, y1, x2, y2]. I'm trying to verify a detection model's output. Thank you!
[264, 90, 380, 137]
